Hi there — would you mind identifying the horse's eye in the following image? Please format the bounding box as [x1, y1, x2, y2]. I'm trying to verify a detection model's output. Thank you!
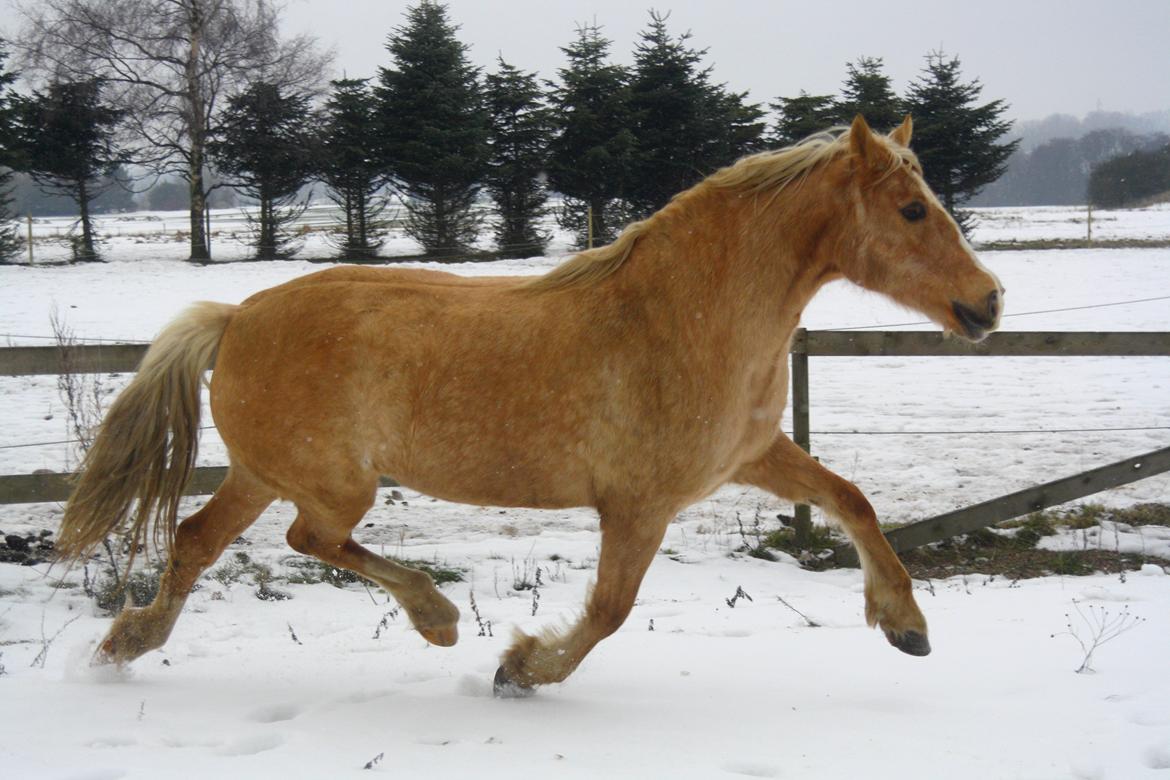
[900, 201, 927, 222]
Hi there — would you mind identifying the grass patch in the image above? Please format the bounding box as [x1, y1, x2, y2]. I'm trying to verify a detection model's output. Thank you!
[760, 524, 844, 571]
[282, 557, 363, 588]
[1106, 503, 1170, 527]
[210, 552, 290, 600]
[894, 502, 1170, 580]
[899, 544, 1158, 580]
[280, 555, 464, 588]
[401, 558, 465, 586]
[88, 565, 163, 615]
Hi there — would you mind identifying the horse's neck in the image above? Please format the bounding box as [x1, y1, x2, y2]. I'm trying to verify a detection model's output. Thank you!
[610, 184, 838, 353]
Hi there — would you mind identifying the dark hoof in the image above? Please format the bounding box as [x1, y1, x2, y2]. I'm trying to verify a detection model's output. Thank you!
[493, 666, 536, 699]
[886, 629, 931, 657]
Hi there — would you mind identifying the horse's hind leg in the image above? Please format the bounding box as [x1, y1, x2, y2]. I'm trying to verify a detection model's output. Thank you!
[97, 465, 276, 664]
[734, 434, 930, 656]
[494, 502, 675, 697]
[285, 497, 460, 647]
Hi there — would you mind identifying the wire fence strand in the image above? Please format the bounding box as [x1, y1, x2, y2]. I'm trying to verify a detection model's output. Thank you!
[829, 294, 1170, 331]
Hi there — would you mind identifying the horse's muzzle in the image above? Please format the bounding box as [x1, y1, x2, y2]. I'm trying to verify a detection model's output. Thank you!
[952, 290, 1000, 342]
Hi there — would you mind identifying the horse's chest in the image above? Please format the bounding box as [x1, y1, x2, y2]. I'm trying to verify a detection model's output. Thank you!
[734, 358, 789, 455]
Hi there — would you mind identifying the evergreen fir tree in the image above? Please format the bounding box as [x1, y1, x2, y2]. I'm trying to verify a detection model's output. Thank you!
[547, 22, 636, 248]
[318, 78, 389, 261]
[484, 57, 552, 258]
[703, 88, 767, 168]
[19, 79, 124, 262]
[377, 1, 489, 258]
[0, 42, 23, 263]
[836, 56, 903, 131]
[208, 81, 316, 260]
[626, 11, 764, 217]
[770, 91, 838, 146]
[902, 51, 1018, 230]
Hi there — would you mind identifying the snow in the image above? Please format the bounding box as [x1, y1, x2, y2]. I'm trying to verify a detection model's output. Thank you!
[1, 205, 1168, 779]
[971, 203, 1170, 244]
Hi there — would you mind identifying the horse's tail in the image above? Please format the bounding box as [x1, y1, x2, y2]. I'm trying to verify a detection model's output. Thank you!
[56, 302, 238, 567]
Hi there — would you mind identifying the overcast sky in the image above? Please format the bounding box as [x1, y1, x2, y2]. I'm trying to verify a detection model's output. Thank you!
[2, 0, 1166, 123]
[277, 0, 1168, 123]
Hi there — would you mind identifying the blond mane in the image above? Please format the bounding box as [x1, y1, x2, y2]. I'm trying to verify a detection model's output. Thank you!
[523, 128, 917, 292]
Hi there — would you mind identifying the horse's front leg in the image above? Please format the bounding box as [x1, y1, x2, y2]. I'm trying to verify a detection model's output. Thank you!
[734, 435, 930, 656]
[494, 501, 676, 697]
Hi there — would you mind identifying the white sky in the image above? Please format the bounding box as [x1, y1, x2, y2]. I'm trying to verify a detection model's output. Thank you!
[3, 0, 1167, 123]
[278, 0, 1170, 123]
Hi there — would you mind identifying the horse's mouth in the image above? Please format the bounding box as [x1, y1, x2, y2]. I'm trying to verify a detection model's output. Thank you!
[951, 299, 997, 343]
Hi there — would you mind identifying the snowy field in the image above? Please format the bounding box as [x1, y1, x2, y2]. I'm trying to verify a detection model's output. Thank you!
[1, 205, 1169, 779]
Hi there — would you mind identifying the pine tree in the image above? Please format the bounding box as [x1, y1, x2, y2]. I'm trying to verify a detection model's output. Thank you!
[902, 51, 1018, 229]
[318, 78, 389, 261]
[770, 91, 838, 146]
[377, 1, 489, 258]
[626, 11, 764, 217]
[17, 0, 332, 263]
[484, 57, 552, 258]
[208, 81, 316, 260]
[547, 22, 636, 248]
[0, 42, 23, 263]
[836, 56, 903, 131]
[704, 88, 767, 168]
[19, 79, 124, 262]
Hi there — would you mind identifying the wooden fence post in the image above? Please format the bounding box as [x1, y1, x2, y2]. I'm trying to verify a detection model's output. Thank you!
[790, 328, 812, 547]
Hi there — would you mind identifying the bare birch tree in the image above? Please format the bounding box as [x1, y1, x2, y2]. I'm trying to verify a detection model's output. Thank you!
[14, 0, 332, 261]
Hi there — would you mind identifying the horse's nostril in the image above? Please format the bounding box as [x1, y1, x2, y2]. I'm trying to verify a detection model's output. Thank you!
[987, 289, 1000, 320]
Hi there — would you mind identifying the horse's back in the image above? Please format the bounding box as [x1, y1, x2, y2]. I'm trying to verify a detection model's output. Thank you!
[211, 270, 602, 509]
[242, 264, 521, 303]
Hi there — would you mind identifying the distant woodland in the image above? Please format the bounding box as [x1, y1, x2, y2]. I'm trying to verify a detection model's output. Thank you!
[970, 110, 1170, 207]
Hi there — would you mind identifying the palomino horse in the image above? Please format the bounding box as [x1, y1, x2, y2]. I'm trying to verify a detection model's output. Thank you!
[57, 115, 1002, 696]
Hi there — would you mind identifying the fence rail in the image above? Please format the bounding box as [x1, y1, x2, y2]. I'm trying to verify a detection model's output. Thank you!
[2, 331, 1168, 560]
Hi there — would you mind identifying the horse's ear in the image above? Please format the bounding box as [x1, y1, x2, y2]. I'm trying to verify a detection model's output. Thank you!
[889, 115, 913, 147]
[849, 114, 883, 163]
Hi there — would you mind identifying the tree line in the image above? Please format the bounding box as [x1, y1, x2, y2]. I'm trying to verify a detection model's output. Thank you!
[0, 0, 1017, 265]
[1088, 142, 1170, 208]
[971, 127, 1170, 207]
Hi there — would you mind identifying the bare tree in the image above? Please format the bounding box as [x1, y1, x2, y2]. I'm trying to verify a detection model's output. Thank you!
[14, 0, 332, 261]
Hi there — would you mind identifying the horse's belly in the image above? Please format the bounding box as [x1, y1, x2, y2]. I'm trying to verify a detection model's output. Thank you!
[385, 436, 595, 510]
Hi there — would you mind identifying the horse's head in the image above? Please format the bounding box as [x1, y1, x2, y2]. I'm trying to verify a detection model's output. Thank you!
[835, 115, 1003, 342]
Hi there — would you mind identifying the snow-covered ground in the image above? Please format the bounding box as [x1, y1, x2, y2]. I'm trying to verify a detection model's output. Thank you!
[1, 206, 1168, 779]
[972, 203, 1170, 244]
[16, 201, 1170, 265]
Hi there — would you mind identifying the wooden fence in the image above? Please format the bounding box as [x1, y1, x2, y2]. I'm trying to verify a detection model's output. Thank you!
[2, 331, 1169, 563]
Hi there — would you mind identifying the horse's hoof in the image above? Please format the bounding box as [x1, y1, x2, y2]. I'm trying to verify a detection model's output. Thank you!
[886, 629, 931, 656]
[92, 644, 115, 666]
[493, 666, 536, 699]
[418, 623, 459, 647]
[92, 637, 124, 667]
